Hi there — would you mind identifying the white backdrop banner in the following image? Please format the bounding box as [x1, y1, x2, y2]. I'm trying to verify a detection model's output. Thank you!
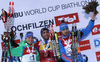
[0, 0, 100, 62]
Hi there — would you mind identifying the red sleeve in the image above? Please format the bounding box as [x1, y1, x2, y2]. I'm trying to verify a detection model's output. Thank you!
[34, 41, 40, 47]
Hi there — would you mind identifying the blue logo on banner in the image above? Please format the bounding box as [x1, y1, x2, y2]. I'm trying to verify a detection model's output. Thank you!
[7, 56, 20, 62]
[94, 38, 100, 47]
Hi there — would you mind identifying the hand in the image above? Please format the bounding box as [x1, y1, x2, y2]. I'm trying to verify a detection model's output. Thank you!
[1, 9, 6, 16]
[91, 10, 98, 20]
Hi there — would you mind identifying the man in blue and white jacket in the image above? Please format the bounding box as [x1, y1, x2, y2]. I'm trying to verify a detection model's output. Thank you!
[58, 11, 98, 62]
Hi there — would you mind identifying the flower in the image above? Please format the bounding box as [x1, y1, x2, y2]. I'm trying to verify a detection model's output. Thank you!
[82, 1, 99, 14]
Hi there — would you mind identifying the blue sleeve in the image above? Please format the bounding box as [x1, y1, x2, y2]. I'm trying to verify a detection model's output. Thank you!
[22, 46, 25, 56]
[81, 20, 94, 40]
[58, 40, 72, 62]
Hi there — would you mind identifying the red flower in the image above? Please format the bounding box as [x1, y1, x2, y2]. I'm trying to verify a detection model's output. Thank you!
[86, 5, 89, 7]
[89, 2, 91, 4]
[89, 8, 91, 11]
[93, 2, 97, 4]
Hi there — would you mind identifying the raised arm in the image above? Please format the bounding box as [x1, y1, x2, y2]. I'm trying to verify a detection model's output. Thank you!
[80, 11, 98, 40]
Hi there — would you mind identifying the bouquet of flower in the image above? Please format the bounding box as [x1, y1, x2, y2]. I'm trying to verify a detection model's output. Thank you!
[83, 0, 99, 14]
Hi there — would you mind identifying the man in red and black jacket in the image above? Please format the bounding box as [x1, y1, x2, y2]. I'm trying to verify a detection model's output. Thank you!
[34, 28, 55, 62]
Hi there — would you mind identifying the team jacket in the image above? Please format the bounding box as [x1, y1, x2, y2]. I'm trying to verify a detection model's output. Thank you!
[34, 38, 55, 62]
[58, 20, 94, 62]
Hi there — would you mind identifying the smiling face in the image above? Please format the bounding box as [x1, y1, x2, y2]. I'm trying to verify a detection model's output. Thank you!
[25, 36, 33, 45]
[61, 28, 69, 36]
[41, 30, 50, 40]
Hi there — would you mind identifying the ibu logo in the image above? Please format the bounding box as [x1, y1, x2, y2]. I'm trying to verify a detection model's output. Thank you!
[94, 38, 100, 47]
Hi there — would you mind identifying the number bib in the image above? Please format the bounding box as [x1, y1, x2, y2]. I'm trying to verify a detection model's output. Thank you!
[22, 54, 36, 62]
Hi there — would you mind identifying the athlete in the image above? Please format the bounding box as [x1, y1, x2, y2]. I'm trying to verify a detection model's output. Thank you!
[58, 11, 98, 62]
[9, 31, 40, 62]
[34, 28, 55, 62]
